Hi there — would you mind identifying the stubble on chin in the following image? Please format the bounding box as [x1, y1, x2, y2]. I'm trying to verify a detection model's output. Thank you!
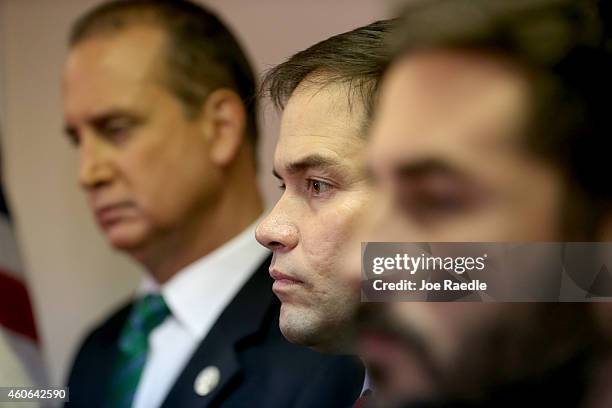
[278, 303, 320, 346]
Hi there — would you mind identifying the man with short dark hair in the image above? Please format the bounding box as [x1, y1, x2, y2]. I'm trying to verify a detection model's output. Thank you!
[256, 18, 394, 358]
[62, 1, 363, 407]
[353, 0, 612, 406]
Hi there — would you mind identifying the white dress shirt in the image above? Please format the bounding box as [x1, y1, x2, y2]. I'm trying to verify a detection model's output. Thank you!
[361, 369, 372, 395]
[131, 218, 270, 408]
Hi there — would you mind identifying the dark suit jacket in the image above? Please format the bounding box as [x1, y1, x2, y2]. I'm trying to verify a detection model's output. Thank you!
[66, 256, 364, 408]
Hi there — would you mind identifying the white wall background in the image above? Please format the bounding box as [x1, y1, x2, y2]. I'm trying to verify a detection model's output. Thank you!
[0, 0, 390, 386]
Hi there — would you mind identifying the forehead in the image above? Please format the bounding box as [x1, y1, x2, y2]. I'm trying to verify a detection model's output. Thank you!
[63, 25, 167, 118]
[275, 80, 367, 167]
[370, 50, 531, 171]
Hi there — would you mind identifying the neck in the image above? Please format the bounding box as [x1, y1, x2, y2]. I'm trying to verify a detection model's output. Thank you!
[135, 166, 263, 283]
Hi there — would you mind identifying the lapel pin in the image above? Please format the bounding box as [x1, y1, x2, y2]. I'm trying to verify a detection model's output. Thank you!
[194, 366, 221, 397]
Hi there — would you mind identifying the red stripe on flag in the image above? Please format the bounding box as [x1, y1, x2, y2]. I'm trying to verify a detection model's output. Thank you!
[0, 268, 38, 342]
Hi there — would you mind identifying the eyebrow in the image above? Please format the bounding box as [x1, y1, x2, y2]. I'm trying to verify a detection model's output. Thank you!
[273, 154, 342, 179]
[64, 109, 142, 138]
[392, 158, 468, 181]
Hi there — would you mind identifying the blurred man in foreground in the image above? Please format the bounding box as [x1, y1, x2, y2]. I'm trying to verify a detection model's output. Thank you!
[62, 1, 363, 407]
[353, 0, 612, 406]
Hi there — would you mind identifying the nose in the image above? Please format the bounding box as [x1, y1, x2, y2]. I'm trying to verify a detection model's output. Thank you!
[256, 202, 299, 252]
[78, 134, 114, 190]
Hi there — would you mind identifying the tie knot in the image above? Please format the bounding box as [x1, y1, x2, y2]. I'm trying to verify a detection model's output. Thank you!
[118, 294, 170, 354]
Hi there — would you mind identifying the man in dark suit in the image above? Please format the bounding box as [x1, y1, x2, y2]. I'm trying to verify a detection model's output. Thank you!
[61, 1, 363, 407]
[255, 20, 395, 407]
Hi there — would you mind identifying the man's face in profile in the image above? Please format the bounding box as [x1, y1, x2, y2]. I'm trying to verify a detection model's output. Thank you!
[256, 81, 373, 352]
[357, 50, 571, 398]
[63, 26, 218, 259]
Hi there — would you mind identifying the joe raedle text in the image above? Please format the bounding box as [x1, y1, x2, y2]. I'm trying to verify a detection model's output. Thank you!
[372, 279, 487, 292]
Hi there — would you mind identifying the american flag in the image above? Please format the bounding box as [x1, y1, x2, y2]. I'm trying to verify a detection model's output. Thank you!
[0, 151, 46, 387]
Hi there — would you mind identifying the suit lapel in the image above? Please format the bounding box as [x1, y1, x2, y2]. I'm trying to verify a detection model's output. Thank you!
[87, 302, 132, 407]
[161, 255, 274, 408]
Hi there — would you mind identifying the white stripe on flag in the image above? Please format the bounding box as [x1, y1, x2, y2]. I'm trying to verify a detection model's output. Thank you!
[0, 328, 33, 386]
[0, 329, 40, 408]
[0, 328, 47, 387]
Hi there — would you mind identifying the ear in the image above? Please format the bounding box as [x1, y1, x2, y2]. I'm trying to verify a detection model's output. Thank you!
[201, 89, 247, 167]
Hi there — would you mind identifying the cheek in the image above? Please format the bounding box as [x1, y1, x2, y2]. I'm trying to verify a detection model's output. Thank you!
[419, 211, 558, 242]
[301, 225, 344, 279]
[477, 162, 563, 241]
[421, 214, 519, 242]
[119, 132, 213, 222]
[302, 194, 372, 281]
[510, 180, 563, 240]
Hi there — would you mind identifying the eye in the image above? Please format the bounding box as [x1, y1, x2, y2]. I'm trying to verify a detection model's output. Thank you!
[306, 179, 334, 197]
[99, 117, 139, 145]
[103, 124, 131, 143]
[398, 188, 473, 224]
[419, 193, 467, 213]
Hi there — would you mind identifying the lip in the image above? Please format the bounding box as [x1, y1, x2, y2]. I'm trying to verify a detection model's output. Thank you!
[269, 269, 304, 293]
[94, 202, 134, 226]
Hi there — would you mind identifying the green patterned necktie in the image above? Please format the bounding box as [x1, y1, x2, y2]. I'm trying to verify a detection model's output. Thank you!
[107, 293, 171, 408]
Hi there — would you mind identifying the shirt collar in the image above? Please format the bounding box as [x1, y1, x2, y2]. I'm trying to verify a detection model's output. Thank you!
[139, 215, 270, 338]
[361, 369, 372, 395]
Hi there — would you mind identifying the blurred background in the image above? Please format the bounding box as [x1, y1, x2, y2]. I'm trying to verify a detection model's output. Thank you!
[0, 0, 390, 385]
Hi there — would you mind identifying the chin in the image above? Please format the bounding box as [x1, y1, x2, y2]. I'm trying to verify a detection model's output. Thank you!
[279, 304, 321, 345]
[104, 223, 150, 254]
[279, 304, 348, 353]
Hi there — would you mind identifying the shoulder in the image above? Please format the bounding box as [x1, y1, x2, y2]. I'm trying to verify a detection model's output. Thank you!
[65, 299, 133, 407]
[292, 353, 364, 408]
[76, 300, 133, 353]
[235, 300, 364, 407]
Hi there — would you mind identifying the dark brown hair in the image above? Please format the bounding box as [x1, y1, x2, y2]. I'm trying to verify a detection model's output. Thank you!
[390, 0, 611, 239]
[261, 19, 397, 131]
[70, 0, 259, 152]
